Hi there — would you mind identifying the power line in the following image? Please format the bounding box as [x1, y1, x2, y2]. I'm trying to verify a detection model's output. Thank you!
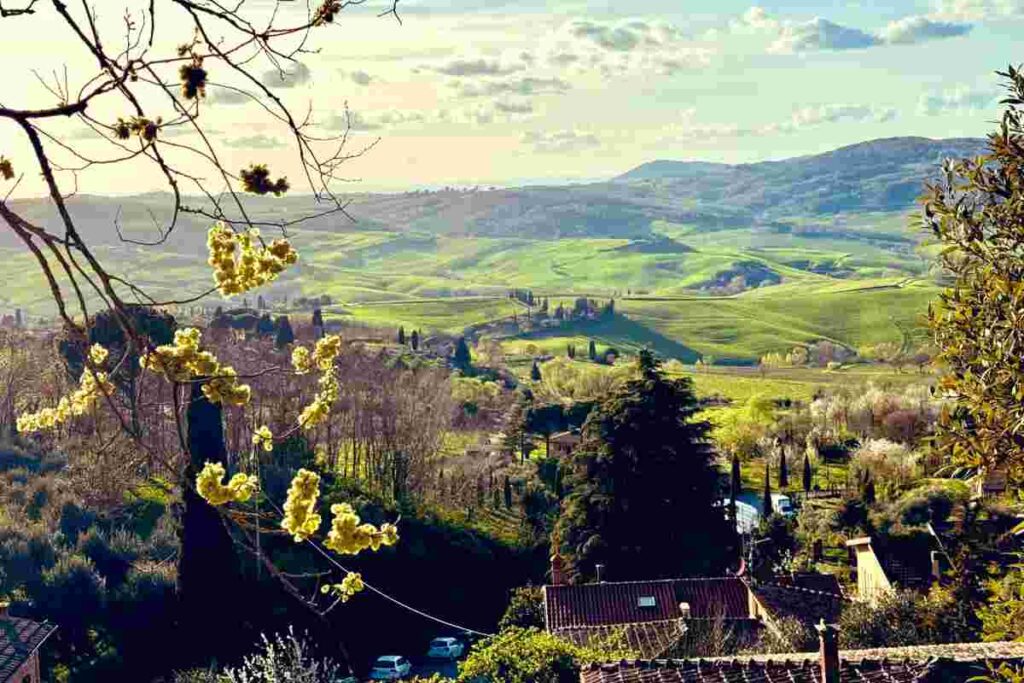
[263, 496, 494, 638]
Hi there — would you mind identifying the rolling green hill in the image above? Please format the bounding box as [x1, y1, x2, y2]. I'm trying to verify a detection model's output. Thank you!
[0, 136, 973, 362]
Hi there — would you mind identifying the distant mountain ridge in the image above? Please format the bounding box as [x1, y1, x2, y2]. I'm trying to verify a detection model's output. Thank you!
[4, 136, 989, 249]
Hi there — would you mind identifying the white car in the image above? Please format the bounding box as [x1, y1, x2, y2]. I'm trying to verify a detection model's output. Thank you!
[771, 494, 796, 518]
[368, 655, 412, 681]
[427, 637, 465, 660]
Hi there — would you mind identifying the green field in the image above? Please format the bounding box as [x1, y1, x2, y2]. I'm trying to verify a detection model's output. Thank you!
[0, 206, 941, 363]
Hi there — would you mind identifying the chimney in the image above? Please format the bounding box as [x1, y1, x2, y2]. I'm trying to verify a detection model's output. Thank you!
[817, 622, 840, 683]
[595, 564, 606, 583]
[550, 553, 565, 586]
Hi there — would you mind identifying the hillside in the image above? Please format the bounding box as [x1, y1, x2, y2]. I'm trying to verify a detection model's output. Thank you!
[0, 136, 979, 362]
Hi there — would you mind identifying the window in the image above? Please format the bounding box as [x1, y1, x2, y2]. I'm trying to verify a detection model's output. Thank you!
[638, 596, 656, 608]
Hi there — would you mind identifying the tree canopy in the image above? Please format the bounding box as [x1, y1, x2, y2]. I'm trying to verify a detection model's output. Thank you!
[555, 350, 736, 582]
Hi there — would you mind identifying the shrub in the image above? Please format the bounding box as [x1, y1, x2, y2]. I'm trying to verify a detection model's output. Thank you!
[35, 553, 106, 637]
[222, 628, 342, 683]
[458, 627, 628, 683]
[58, 500, 97, 544]
[499, 585, 544, 631]
[849, 439, 918, 499]
[0, 522, 56, 592]
[79, 527, 145, 588]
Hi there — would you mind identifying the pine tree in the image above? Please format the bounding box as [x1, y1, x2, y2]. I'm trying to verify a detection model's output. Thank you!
[803, 452, 812, 494]
[411, 329, 420, 351]
[778, 446, 788, 488]
[531, 360, 542, 381]
[257, 294, 266, 310]
[398, 326, 406, 345]
[588, 339, 597, 361]
[762, 463, 773, 518]
[555, 350, 735, 581]
[730, 454, 741, 522]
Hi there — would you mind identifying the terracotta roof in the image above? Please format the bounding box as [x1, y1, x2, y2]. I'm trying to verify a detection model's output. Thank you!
[711, 641, 1024, 665]
[545, 581, 679, 629]
[581, 641, 1024, 683]
[0, 616, 57, 682]
[673, 579, 749, 620]
[773, 573, 844, 597]
[544, 578, 750, 632]
[749, 582, 846, 628]
[580, 658, 931, 683]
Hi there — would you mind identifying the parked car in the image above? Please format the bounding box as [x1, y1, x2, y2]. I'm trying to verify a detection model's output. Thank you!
[427, 637, 465, 660]
[368, 655, 412, 680]
[771, 494, 795, 518]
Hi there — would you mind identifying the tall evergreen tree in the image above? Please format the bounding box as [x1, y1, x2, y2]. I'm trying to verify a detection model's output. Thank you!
[411, 329, 420, 351]
[256, 313, 274, 338]
[778, 446, 788, 488]
[311, 308, 324, 339]
[504, 475, 513, 509]
[555, 350, 735, 581]
[730, 454, 741, 521]
[762, 463, 773, 518]
[14, 308, 21, 328]
[588, 339, 597, 361]
[531, 360, 542, 381]
[453, 336, 472, 371]
[274, 315, 295, 349]
[803, 452, 813, 494]
[398, 326, 406, 345]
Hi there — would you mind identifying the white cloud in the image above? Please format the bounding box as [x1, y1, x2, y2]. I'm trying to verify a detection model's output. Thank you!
[669, 103, 897, 142]
[878, 16, 972, 43]
[223, 134, 286, 149]
[932, 0, 1024, 20]
[261, 62, 312, 89]
[730, 6, 971, 54]
[917, 84, 999, 115]
[454, 76, 571, 99]
[522, 129, 601, 153]
[434, 58, 522, 77]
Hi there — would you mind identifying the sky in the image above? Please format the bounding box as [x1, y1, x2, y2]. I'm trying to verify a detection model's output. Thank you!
[0, 0, 1021, 195]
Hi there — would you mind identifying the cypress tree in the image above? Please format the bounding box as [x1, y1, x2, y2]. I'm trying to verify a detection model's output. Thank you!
[398, 326, 406, 345]
[762, 463, 773, 518]
[531, 360, 542, 381]
[731, 453, 741, 498]
[411, 330, 420, 351]
[312, 308, 324, 339]
[453, 337, 471, 371]
[256, 313, 274, 338]
[14, 309, 21, 328]
[778, 446, 788, 488]
[274, 315, 295, 349]
[863, 476, 877, 505]
[588, 339, 597, 361]
[504, 475, 513, 509]
[802, 452, 812, 494]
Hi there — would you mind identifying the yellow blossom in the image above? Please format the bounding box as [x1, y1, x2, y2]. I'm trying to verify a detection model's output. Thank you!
[252, 425, 274, 452]
[140, 328, 251, 406]
[281, 469, 322, 542]
[320, 572, 365, 602]
[16, 366, 114, 434]
[324, 502, 398, 556]
[291, 346, 314, 375]
[195, 461, 257, 506]
[207, 222, 298, 296]
[88, 344, 109, 366]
